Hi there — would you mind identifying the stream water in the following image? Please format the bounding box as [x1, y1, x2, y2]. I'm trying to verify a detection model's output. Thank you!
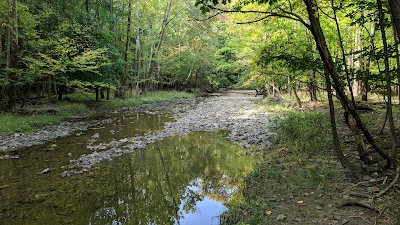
[0, 111, 256, 225]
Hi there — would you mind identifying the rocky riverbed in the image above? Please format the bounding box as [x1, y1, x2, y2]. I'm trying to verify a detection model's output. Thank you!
[0, 91, 276, 176]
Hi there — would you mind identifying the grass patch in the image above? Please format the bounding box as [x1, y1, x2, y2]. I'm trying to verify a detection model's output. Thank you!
[58, 103, 90, 117]
[101, 91, 194, 110]
[221, 108, 345, 224]
[0, 114, 62, 134]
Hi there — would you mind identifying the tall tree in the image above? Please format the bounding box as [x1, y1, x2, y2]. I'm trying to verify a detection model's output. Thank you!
[7, 0, 18, 110]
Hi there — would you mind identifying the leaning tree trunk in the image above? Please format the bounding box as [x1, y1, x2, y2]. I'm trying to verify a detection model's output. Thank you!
[378, 0, 398, 167]
[325, 67, 361, 172]
[303, 0, 391, 164]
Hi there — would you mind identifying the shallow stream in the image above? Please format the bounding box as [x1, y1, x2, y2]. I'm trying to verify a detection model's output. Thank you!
[0, 111, 255, 225]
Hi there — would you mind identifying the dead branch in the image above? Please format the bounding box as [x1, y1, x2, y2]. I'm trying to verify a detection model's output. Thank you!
[375, 167, 400, 198]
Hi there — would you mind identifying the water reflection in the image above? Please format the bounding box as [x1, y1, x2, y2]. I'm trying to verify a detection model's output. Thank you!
[0, 130, 254, 225]
[88, 132, 255, 225]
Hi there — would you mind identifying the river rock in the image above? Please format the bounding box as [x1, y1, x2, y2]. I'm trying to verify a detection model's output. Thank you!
[40, 168, 52, 174]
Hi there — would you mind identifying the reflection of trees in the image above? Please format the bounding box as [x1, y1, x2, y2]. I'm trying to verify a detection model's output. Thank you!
[89, 131, 255, 224]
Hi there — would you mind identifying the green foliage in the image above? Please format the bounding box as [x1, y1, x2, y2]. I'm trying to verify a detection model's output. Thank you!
[276, 111, 332, 155]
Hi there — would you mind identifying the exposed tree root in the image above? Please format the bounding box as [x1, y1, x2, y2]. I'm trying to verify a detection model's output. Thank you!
[338, 201, 380, 213]
[348, 178, 385, 190]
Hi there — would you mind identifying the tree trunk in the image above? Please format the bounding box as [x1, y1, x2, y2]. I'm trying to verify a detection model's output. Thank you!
[121, 0, 133, 98]
[47, 75, 52, 101]
[0, 18, 4, 102]
[135, 0, 141, 93]
[85, 0, 90, 13]
[325, 67, 361, 172]
[147, 0, 173, 81]
[393, 23, 400, 104]
[106, 88, 110, 100]
[389, 0, 400, 42]
[58, 85, 64, 101]
[0, 18, 2, 69]
[96, 86, 99, 101]
[353, 28, 364, 97]
[7, 0, 18, 110]
[309, 70, 317, 102]
[378, 0, 398, 167]
[303, 0, 391, 164]
[36, 81, 41, 100]
[293, 86, 302, 108]
[363, 15, 377, 102]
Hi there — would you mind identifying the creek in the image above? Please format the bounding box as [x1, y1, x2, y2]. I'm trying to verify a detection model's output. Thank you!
[0, 110, 256, 225]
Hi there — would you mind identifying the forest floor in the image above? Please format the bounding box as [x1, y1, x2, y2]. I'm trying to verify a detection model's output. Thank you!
[0, 91, 399, 224]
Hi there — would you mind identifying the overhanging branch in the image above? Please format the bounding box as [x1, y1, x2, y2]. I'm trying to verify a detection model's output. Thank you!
[204, 4, 311, 29]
